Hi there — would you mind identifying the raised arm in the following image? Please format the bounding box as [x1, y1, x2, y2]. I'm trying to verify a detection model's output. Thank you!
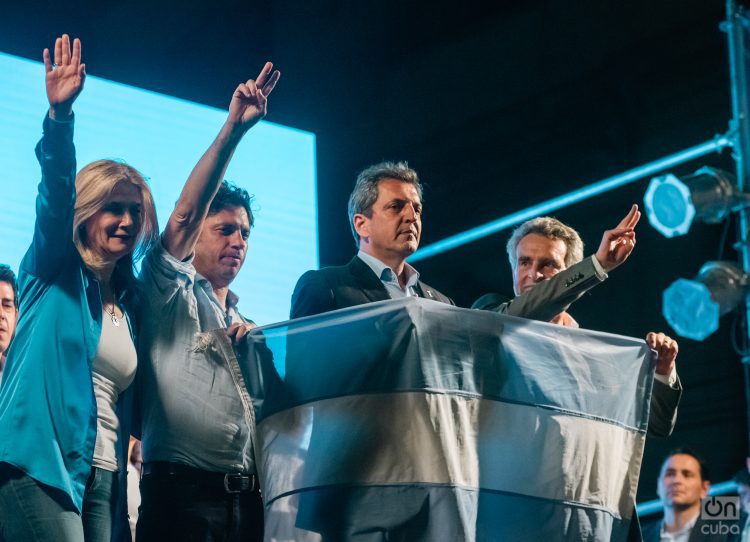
[162, 63, 280, 260]
[22, 35, 86, 279]
[474, 206, 642, 321]
[486, 256, 607, 320]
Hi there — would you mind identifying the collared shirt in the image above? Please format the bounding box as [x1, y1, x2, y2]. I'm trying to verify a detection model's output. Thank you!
[659, 514, 697, 542]
[357, 250, 421, 299]
[138, 241, 255, 474]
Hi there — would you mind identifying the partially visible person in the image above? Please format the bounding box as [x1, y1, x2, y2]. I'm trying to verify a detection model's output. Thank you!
[126, 437, 142, 542]
[291, 161, 453, 319]
[0, 264, 18, 386]
[642, 448, 738, 542]
[472, 208, 682, 437]
[136, 63, 279, 542]
[0, 35, 158, 542]
[735, 468, 750, 542]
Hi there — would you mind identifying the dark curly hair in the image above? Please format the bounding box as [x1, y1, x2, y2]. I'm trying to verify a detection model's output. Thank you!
[208, 180, 255, 228]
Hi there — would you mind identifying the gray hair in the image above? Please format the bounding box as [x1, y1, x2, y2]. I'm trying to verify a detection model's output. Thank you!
[347, 161, 423, 246]
[506, 216, 584, 270]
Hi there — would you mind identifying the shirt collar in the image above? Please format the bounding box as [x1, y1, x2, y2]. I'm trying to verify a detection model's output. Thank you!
[357, 250, 420, 289]
[196, 272, 240, 312]
[661, 512, 698, 537]
[226, 289, 240, 311]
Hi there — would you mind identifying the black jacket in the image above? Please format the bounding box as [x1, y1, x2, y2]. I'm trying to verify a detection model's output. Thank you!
[290, 256, 454, 319]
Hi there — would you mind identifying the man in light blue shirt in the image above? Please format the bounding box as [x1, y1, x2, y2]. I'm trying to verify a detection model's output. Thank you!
[136, 63, 280, 542]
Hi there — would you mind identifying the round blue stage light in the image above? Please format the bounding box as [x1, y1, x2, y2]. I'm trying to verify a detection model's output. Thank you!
[663, 278, 719, 341]
[644, 174, 695, 238]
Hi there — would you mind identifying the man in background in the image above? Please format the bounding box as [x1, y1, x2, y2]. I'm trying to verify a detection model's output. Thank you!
[642, 448, 738, 541]
[0, 265, 18, 386]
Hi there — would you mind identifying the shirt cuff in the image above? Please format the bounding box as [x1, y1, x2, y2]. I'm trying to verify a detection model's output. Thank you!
[589, 255, 609, 280]
[42, 112, 75, 138]
[654, 365, 678, 388]
[47, 110, 75, 124]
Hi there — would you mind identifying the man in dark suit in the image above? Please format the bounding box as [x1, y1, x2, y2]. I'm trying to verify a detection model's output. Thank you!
[641, 448, 739, 541]
[472, 207, 682, 438]
[287, 161, 452, 539]
[291, 161, 453, 319]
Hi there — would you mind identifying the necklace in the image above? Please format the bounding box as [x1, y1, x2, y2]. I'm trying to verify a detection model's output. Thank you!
[104, 303, 120, 327]
[103, 285, 120, 327]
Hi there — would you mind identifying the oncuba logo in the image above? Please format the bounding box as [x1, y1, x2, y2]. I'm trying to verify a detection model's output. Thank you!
[700, 496, 741, 535]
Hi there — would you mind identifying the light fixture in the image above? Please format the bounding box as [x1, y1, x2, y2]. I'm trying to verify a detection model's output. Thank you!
[663, 261, 748, 340]
[643, 167, 748, 238]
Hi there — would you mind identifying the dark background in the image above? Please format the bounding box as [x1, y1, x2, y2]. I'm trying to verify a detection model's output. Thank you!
[2, 0, 746, 503]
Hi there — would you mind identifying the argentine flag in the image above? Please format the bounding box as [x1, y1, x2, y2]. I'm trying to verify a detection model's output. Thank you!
[230, 297, 653, 541]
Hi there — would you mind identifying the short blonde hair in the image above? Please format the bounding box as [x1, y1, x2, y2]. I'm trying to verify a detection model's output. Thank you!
[73, 159, 158, 279]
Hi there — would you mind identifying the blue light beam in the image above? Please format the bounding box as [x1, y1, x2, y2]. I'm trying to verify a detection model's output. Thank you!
[410, 135, 732, 263]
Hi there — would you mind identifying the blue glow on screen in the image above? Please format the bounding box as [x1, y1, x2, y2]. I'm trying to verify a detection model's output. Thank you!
[0, 52, 317, 325]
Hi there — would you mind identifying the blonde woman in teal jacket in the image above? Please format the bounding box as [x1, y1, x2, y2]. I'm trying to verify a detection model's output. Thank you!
[0, 35, 158, 541]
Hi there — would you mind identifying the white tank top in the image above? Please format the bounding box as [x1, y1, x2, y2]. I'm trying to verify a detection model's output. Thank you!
[91, 308, 137, 472]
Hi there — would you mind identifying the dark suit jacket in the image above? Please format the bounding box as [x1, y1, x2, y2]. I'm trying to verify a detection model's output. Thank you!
[287, 255, 453, 537]
[290, 255, 454, 319]
[472, 255, 607, 321]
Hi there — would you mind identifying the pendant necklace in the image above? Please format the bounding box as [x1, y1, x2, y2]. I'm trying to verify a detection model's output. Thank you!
[104, 287, 121, 327]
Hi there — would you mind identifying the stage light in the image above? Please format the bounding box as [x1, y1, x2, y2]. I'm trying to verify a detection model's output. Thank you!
[663, 261, 747, 340]
[643, 167, 748, 238]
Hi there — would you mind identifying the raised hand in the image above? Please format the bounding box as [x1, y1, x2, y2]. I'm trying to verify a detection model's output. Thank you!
[43, 34, 86, 119]
[594, 204, 641, 272]
[646, 331, 678, 377]
[227, 62, 281, 132]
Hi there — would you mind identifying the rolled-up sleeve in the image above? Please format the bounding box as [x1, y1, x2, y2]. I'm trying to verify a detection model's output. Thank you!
[140, 238, 197, 306]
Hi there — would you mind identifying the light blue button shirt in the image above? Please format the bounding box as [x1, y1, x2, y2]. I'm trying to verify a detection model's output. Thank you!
[137, 242, 255, 473]
[357, 250, 421, 299]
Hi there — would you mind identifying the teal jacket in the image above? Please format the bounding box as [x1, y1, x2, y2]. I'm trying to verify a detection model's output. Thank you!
[0, 115, 133, 537]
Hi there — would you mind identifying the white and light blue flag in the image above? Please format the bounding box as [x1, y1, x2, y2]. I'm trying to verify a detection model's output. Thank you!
[233, 297, 654, 541]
